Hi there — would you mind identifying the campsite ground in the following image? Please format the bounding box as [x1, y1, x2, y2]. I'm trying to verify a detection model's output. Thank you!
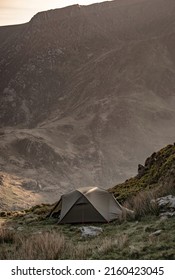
[0, 206, 174, 260]
[0, 144, 174, 260]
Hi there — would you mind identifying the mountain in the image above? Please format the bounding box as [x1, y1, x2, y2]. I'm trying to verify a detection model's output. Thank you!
[0, 0, 175, 208]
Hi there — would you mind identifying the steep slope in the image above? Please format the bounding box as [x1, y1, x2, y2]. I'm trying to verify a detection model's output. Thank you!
[110, 143, 175, 202]
[0, 0, 175, 206]
[0, 172, 42, 210]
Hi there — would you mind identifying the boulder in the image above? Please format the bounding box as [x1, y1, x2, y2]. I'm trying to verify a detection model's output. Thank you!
[151, 195, 175, 218]
[80, 226, 103, 237]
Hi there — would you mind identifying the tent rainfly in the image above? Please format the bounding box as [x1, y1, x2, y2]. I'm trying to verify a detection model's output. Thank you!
[49, 186, 125, 224]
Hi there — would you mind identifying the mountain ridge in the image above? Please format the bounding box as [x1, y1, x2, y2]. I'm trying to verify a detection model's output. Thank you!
[0, 0, 175, 205]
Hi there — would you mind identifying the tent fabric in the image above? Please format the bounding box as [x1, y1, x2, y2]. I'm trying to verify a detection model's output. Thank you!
[49, 186, 124, 224]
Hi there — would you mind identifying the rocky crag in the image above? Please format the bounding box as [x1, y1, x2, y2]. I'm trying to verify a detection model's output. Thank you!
[110, 143, 175, 202]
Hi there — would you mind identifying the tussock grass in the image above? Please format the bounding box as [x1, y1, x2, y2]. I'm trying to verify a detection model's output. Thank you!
[97, 235, 128, 255]
[123, 181, 175, 218]
[0, 231, 66, 260]
[16, 231, 65, 260]
[0, 228, 16, 244]
[123, 190, 159, 218]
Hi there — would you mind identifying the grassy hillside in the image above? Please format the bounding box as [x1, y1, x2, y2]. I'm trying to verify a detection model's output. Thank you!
[109, 144, 175, 202]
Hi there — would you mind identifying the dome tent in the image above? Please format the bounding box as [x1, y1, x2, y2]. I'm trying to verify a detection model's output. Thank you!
[49, 186, 125, 224]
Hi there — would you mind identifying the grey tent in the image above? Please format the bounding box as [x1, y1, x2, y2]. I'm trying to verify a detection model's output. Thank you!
[49, 186, 125, 224]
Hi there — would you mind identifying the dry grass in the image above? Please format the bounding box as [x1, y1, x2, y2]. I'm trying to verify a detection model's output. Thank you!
[123, 183, 175, 218]
[0, 228, 16, 244]
[16, 231, 66, 260]
[68, 243, 90, 259]
[0, 231, 128, 260]
[97, 238, 114, 254]
[0, 228, 129, 260]
[0, 231, 66, 260]
[97, 235, 128, 255]
[0, 215, 174, 260]
[123, 190, 159, 218]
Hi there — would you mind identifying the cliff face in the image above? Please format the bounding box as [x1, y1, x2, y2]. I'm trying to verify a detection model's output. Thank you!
[1, 0, 175, 127]
[0, 0, 175, 207]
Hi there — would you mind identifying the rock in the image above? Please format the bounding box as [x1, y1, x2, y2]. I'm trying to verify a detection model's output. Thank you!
[17, 227, 24, 231]
[80, 226, 103, 237]
[137, 164, 146, 178]
[152, 195, 175, 218]
[32, 231, 42, 235]
[156, 195, 175, 209]
[159, 211, 175, 218]
[144, 153, 156, 168]
[149, 230, 162, 236]
[22, 180, 38, 191]
[7, 227, 15, 231]
[0, 211, 7, 217]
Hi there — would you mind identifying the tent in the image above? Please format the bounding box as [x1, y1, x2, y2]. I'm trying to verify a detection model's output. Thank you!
[49, 186, 125, 224]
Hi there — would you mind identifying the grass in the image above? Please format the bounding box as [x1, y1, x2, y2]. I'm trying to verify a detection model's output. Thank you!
[0, 144, 174, 259]
[0, 211, 174, 259]
[123, 181, 175, 218]
[110, 144, 175, 203]
[0, 171, 174, 259]
[0, 228, 16, 244]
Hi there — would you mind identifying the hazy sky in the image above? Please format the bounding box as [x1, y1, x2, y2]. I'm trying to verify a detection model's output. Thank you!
[0, 0, 109, 26]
